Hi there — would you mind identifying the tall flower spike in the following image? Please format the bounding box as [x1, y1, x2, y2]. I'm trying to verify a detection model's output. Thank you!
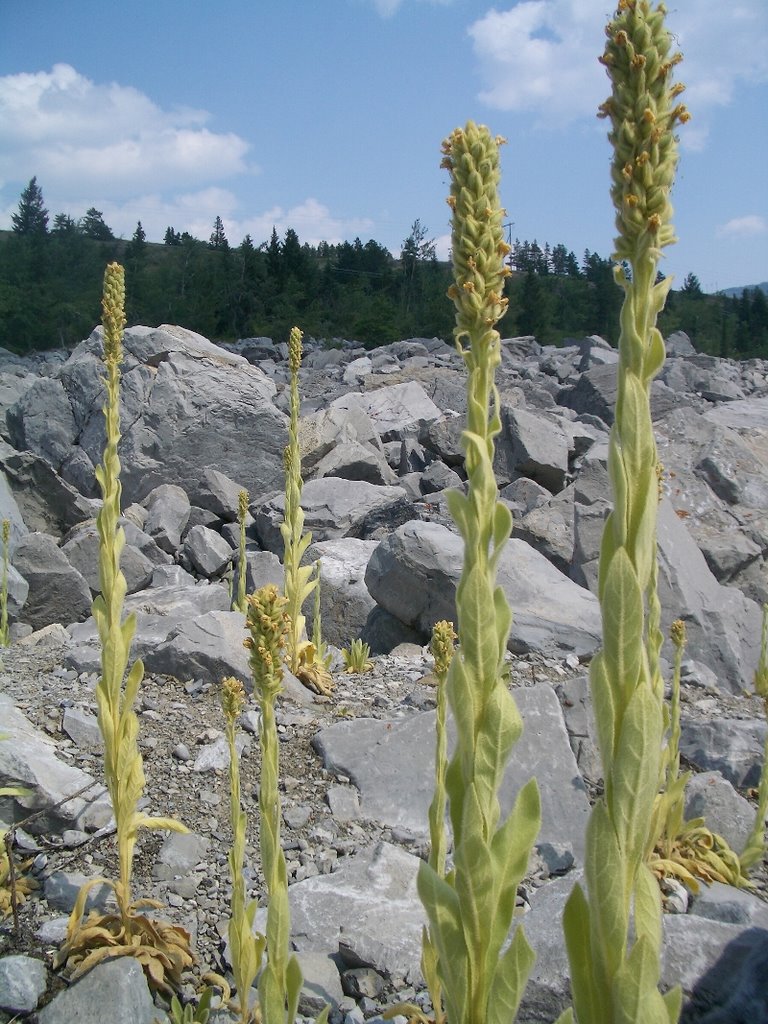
[416, 123, 540, 1024]
[561, 6, 688, 1023]
[245, 585, 308, 1022]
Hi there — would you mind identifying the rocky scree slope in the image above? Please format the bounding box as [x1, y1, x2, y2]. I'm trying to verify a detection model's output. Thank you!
[0, 325, 767, 1022]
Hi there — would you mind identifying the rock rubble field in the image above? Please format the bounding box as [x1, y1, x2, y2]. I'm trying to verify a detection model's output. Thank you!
[1, 324, 767, 1023]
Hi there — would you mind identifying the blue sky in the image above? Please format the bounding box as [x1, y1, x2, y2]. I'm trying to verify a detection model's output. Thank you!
[1, 0, 767, 294]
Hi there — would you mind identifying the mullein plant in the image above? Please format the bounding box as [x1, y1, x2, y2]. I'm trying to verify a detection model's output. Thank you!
[221, 675, 265, 1023]
[0, 735, 35, 921]
[416, 122, 541, 1024]
[281, 327, 332, 696]
[0, 519, 10, 647]
[740, 603, 768, 872]
[311, 560, 333, 673]
[560, 4, 690, 1021]
[341, 638, 374, 674]
[234, 489, 249, 614]
[390, 621, 457, 1024]
[244, 585, 329, 1024]
[649, 621, 748, 891]
[56, 263, 192, 994]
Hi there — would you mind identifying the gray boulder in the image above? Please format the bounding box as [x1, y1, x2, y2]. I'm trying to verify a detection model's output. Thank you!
[63, 331, 288, 506]
[300, 402, 385, 474]
[190, 467, 245, 521]
[0, 694, 109, 834]
[61, 520, 155, 595]
[312, 683, 591, 858]
[144, 608, 250, 685]
[306, 538, 379, 648]
[6, 376, 78, 471]
[314, 439, 395, 485]
[334, 382, 442, 442]
[289, 841, 425, 987]
[680, 715, 767, 788]
[13, 532, 92, 630]
[0, 450, 97, 539]
[37, 956, 156, 1024]
[656, 498, 762, 693]
[499, 406, 570, 493]
[560, 362, 684, 425]
[365, 520, 602, 658]
[0, 469, 27, 552]
[514, 487, 575, 573]
[143, 483, 191, 554]
[679, 927, 768, 1024]
[253, 478, 417, 555]
[0, 954, 48, 1015]
[683, 771, 756, 853]
[66, 573, 231, 671]
[181, 524, 233, 578]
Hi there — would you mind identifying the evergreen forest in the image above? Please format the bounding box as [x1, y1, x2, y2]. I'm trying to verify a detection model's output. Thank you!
[2, 177, 767, 356]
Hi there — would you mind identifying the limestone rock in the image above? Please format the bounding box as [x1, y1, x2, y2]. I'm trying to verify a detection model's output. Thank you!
[13, 532, 92, 630]
[365, 520, 602, 658]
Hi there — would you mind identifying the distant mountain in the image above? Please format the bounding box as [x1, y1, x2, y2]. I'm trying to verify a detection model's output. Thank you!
[718, 281, 768, 298]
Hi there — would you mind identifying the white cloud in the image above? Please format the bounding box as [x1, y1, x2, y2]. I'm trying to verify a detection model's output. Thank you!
[234, 198, 374, 248]
[0, 64, 251, 194]
[469, 0, 768, 128]
[468, 1, 612, 122]
[58, 191, 375, 248]
[716, 215, 767, 239]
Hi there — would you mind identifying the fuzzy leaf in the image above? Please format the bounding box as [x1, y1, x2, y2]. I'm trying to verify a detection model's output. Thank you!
[417, 861, 467, 1021]
[563, 882, 604, 1024]
[601, 547, 644, 710]
[633, 862, 662, 958]
[590, 653, 616, 778]
[486, 925, 535, 1024]
[285, 952, 303, 1024]
[611, 683, 663, 860]
[487, 777, 540, 963]
[586, 801, 626, 982]
[613, 936, 669, 1024]
[663, 984, 683, 1024]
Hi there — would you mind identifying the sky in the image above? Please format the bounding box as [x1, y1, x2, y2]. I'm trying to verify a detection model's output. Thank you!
[1, 0, 767, 295]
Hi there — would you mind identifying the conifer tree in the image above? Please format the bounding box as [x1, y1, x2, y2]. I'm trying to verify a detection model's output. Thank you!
[12, 177, 48, 235]
[80, 208, 115, 241]
[209, 215, 229, 250]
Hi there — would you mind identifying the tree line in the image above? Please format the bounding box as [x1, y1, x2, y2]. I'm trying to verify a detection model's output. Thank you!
[1, 177, 766, 357]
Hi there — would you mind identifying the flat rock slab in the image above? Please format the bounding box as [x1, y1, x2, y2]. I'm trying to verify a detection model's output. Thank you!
[289, 841, 425, 986]
[333, 382, 442, 442]
[37, 956, 156, 1024]
[312, 683, 590, 859]
[0, 694, 108, 833]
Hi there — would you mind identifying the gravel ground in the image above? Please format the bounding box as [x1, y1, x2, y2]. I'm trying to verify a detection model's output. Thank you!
[1, 630, 766, 1018]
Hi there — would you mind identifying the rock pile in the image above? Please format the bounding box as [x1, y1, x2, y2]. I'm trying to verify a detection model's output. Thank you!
[1, 325, 767, 1022]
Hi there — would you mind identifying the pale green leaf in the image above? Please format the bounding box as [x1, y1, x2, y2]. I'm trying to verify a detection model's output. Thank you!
[601, 546, 644, 711]
[663, 984, 683, 1024]
[135, 814, 189, 834]
[586, 801, 627, 981]
[486, 924, 535, 1024]
[613, 936, 669, 1024]
[285, 952, 303, 1024]
[611, 683, 663, 860]
[562, 881, 604, 1024]
[589, 653, 615, 779]
[417, 861, 467, 1022]
[633, 862, 662, 959]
